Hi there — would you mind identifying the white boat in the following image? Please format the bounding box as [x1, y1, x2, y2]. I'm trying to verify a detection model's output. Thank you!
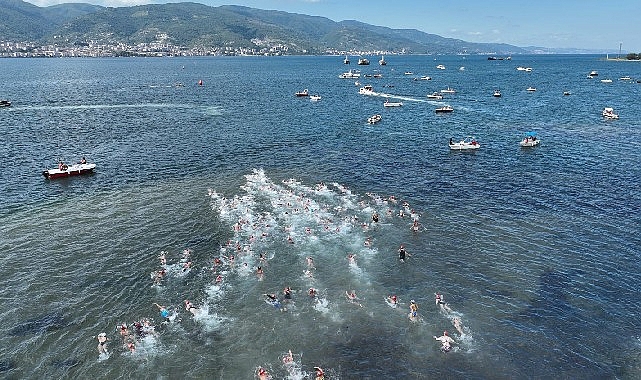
[339, 69, 361, 79]
[519, 131, 540, 147]
[367, 114, 382, 124]
[524, 67, 532, 72]
[359, 85, 374, 95]
[449, 136, 480, 150]
[295, 89, 309, 97]
[619, 76, 632, 80]
[435, 105, 454, 113]
[440, 87, 456, 94]
[527, 87, 537, 92]
[310, 95, 321, 101]
[419, 76, 432, 80]
[588, 70, 598, 77]
[379, 56, 386, 66]
[384, 99, 403, 107]
[563, 91, 571, 96]
[358, 57, 370, 65]
[517, 67, 533, 72]
[373, 73, 383, 78]
[404, 71, 413, 75]
[493, 89, 501, 97]
[602, 107, 619, 119]
[43, 161, 96, 179]
[427, 92, 443, 100]
[343, 55, 350, 64]
[600, 79, 613, 83]
[436, 64, 446, 70]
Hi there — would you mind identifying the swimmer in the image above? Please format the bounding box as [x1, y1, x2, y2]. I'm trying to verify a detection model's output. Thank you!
[386, 294, 398, 306]
[364, 237, 372, 247]
[283, 286, 293, 300]
[282, 349, 294, 364]
[347, 253, 356, 264]
[434, 331, 456, 352]
[372, 212, 379, 223]
[306, 256, 315, 268]
[452, 317, 464, 335]
[408, 300, 418, 320]
[159, 251, 167, 265]
[411, 219, 420, 232]
[97, 332, 108, 355]
[215, 275, 223, 284]
[308, 288, 317, 298]
[257, 366, 270, 380]
[346, 290, 362, 307]
[398, 244, 411, 261]
[256, 266, 264, 277]
[435, 293, 453, 312]
[154, 303, 171, 319]
[127, 341, 136, 353]
[314, 366, 325, 380]
[184, 300, 198, 316]
[119, 323, 128, 338]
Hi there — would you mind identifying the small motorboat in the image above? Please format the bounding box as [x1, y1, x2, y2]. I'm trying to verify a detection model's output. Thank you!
[602, 107, 619, 119]
[563, 91, 571, 96]
[0, 100, 11, 107]
[419, 76, 432, 80]
[379, 56, 387, 66]
[295, 89, 309, 97]
[436, 64, 446, 70]
[449, 137, 480, 150]
[339, 69, 360, 79]
[520, 131, 540, 147]
[435, 105, 454, 113]
[310, 95, 321, 101]
[384, 99, 403, 107]
[358, 57, 370, 65]
[440, 87, 456, 94]
[526, 87, 537, 92]
[588, 70, 598, 77]
[600, 79, 613, 83]
[343, 55, 350, 64]
[493, 89, 501, 97]
[359, 85, 374, 95]
[404, 71, 413, 75]
[367, 114, 382, 124]
[43, 160, 96, 179]
[427, 92, 443, 100]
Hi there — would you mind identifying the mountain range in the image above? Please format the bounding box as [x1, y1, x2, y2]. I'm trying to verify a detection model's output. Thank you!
[0, 0, 590, 54]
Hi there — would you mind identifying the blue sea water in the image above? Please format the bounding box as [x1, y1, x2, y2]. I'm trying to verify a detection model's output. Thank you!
[0, 55, 640, 379]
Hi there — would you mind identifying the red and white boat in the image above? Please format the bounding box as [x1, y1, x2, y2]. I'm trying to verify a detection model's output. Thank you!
[43, 161, 96, 179]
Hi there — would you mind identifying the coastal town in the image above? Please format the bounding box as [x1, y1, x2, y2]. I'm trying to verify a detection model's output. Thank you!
[0, 38, 395, 58]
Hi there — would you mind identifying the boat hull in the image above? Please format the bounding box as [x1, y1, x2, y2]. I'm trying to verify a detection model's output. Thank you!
[520, 140, 540, 147]
[43, 163, 96, 179]
[449, 144, 480, 150]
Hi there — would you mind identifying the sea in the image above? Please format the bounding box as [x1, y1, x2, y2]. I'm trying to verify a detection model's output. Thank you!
[0, 54, 640, 379]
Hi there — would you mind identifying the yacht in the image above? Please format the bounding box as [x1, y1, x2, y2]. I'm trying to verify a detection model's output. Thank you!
[379, 56, 387, 66]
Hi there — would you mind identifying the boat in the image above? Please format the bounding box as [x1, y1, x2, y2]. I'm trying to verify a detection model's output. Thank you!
[487, 56, 502, 61]
[0, 100, 11, 107]
[379, 56, 387, 66]
[602, 107, 619, 119]
[563, 91, 571, 96]
[427, 92, 443, 100]
[343, 55, 350, 64]
[588, 70, 598, 77]
[43, 160, 96, 179]
[517, 67, 533, 72]
[600, 79, 613, 83]
[310, 95, 321, 101]
[339, 69, 361, 79]
[359, 85, 374, 95]
[527, 87, 537, 92]
[524, 67, 533, 72]
[619, 76, 632, 80]
[493, 89, 501, 97]
[384, 99, 403, 107]
[358, 57, 370, 65]
[436, 64, 446, 70]
[373, 73, 383, 78]
[295, 89, 309, 97]
[404, 71, 413, 75]
[519, 131, 540, 147]
[435, 105, 454, 113]
[440, 87, 456, 94]
[419, 76, 432, 80]
[449, 136, 480, 150]
[367, 114, 382, 124]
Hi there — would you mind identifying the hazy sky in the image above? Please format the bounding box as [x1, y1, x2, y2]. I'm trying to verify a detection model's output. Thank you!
[24, 0, 641, 51]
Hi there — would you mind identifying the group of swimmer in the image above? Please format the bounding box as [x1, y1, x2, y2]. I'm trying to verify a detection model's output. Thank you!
[110, 172, 466, 377]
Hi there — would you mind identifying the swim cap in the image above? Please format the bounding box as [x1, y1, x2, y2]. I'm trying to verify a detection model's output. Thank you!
[410, 299, 415, 303]
[444, 331, 448, 335]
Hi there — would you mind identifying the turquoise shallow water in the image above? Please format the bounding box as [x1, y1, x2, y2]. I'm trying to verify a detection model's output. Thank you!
[0, 55, 640, 379]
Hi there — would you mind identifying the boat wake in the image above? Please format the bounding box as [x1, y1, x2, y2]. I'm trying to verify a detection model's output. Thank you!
[363, 91, 427, 103]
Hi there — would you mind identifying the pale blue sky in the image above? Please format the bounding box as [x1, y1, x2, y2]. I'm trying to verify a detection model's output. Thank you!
[25, 0, 641, 51]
